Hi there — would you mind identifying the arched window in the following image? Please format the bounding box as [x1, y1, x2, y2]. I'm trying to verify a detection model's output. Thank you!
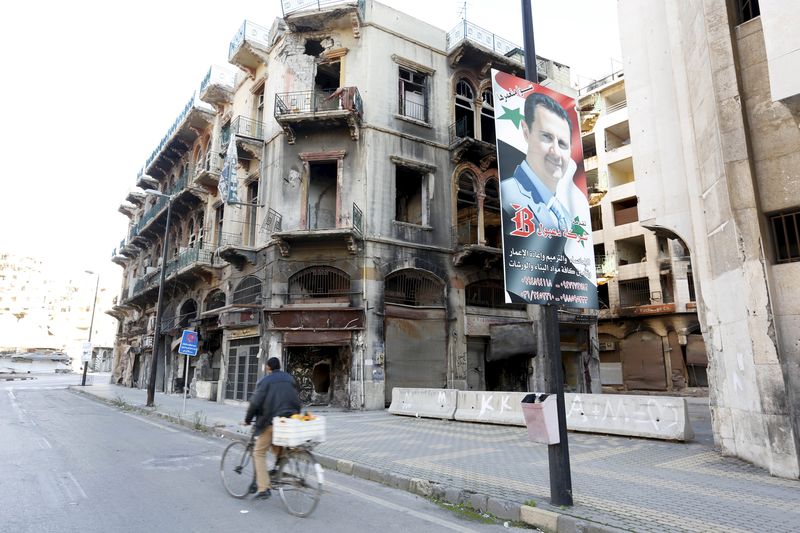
[454, 79, 475, 139]
[385, 269, 444, 306]
[484, 178, 502, 248]
[205, 289, 226, 311]
[456, 172, 478, 245]
[232, 276, 262, 305]
[480, 89, 496, 144]
[178, 299, 198, 327]
[288, 266, 351, 303]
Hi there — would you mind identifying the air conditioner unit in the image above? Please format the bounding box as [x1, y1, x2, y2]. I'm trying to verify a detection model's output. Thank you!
[599, 341, 616, 351]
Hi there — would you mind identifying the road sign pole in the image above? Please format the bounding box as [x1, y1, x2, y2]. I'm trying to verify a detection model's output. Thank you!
[182, 353, 190, 415]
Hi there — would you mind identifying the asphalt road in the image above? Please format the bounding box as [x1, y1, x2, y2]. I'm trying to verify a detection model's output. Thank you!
[1, 375, 531, 533]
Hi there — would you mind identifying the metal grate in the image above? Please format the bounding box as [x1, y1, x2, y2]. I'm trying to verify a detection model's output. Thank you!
[769, 209, 800, 264]
[465, 279, 524, 309]
[205, 289, 226, 311]
[618, 277, 650, 307]
[232, 276, 262, 305]
[288, 266, 351, 302]
[384, 269, 444, 307]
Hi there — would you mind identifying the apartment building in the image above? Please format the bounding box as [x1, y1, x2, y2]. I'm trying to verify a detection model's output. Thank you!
[618, 0, 800, 477]
[110, 0, 600, 409]
[577, 75, 708, 393]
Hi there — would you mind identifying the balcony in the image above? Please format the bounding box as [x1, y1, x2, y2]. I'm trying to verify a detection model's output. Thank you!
[448, 116, 496, 164]
[136, 172, 158, 191]
[272, 203, 363, 257]
[228, 20, 271, 76]
[194, 150, 223, 188]
[129, 175, 205, 244]
[274, 88, 362, 144]
[141, 91, 215, 181]
[118, 201, 137, 219]
[215, 230, 259, 268]
[199, 65, 236, 106]
[125, 190, 146, 206]
[578, 69, 624, 96]
[223, 115, 266, 159]
[451, 220, 502, 267]
[164, 244, 222, 283]
[281, 0, 364, 37]
[111, 247, 129, 267]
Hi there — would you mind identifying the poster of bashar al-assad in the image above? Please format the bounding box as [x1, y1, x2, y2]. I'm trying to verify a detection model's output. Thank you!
[491, 69, 597, 309]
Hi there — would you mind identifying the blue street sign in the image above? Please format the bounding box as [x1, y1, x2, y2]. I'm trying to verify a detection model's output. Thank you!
[178, 330, 199, 356]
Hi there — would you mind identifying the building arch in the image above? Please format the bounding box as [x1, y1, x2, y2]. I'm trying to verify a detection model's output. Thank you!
[288, 266, 351, 303]
[232, 276, 262, 305]
[178, 298, 198, 328]
[204, 289, 226, 312]
[384, 268, 445, 307]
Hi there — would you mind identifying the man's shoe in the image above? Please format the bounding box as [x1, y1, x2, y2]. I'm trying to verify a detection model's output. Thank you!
[268, 468, 278, 478]
[248, 481, 257, 494]
[253, 489, 272, 500]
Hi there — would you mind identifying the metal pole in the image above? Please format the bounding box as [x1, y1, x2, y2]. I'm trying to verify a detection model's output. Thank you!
[182, 353, 189, 415]
[520, 0, 573, 507]
[82, 273, 99, 386]
[146, 198, 172, 407]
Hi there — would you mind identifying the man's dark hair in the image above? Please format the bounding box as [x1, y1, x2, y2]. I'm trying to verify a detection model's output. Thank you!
[524, 91, 572, 137]
[267, 357, 281, 371]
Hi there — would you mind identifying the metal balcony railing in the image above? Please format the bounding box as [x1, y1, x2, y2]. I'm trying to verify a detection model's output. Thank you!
[275, 87, 363, 118]
[578, 70, 624, 96]
[228, 20, 271, 61]
[164, 245, 217, 278]
[281, 0, 362, 16]
[141, 92, 213, 173]
[605, 100, 627, 114]
[221, 116, 265, 145]
[452, 219, 479, 247]
[199, 65, 236, 96]
[446, 20, 520, 57]
[195, 150, 222, 179]
[449, 116, 472, 145]
[267, 202, 362, 234]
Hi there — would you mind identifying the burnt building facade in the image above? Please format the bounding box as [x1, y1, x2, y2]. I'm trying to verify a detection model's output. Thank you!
[110, 0, 599, 410]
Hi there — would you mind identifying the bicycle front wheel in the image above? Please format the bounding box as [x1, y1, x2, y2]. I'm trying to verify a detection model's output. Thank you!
[220, 440, 255, 498]
[276, 449, 323, 517]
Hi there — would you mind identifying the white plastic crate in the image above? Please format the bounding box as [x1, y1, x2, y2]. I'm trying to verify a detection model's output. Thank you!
[272, 415, 326, 447]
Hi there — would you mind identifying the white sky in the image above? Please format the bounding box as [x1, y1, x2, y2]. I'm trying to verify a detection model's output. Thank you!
[0, 0, 620, 287]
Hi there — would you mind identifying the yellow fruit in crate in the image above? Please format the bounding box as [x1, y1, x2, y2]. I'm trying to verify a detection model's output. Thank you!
[291, 414, 302, 420]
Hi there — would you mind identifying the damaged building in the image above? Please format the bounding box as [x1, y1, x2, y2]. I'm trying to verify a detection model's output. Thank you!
[109, 0, 600, 410]
[577, 75, 709, 392]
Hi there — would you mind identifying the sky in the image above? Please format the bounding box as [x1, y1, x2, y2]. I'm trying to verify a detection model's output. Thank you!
[0, 0, 621, 288]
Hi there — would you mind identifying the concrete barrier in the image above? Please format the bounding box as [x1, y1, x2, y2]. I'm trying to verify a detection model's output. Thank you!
[388, 388, 457, 419]
[424, 389, 695, 441]
[564, 393, 694, 441]
[454, 391, 528, 426]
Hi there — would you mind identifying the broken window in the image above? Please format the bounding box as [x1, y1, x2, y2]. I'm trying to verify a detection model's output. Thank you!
[384, 269, 444, 307]
[480, 89, 496, 144]
[205, 289, 226, 312]
[456, 172, 478, 245]
[454, 79, 475, 139]
[288, 266, 350, 302]
[215, 204, 224, 247]
[246, 181, 259, 246]
[398, 67, 429, 122]
[395, 165, 426, 225]
[308, 161, 338, 230]
[484, 178, 501, 247]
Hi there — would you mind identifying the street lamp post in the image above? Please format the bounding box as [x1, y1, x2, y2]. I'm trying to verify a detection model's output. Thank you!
[82, 270, 100, 386]
[145, 189, 173, 407]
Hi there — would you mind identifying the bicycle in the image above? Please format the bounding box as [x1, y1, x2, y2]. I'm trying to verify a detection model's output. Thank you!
[220, 430, 324, 517]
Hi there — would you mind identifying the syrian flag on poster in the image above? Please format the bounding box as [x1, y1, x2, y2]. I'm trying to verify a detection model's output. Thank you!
[218, 134, 239, 204]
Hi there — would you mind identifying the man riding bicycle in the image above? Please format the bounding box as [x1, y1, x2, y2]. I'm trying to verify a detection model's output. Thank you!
[244, 357, 301, 500]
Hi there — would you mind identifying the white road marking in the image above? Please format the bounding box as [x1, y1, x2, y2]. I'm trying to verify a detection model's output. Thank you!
[66, 471, 88, 499]
[39, 437, 52, 449]
[121, 411, 179, 433]
[8, 389, 15, 400]
[326, 480, 479, 533]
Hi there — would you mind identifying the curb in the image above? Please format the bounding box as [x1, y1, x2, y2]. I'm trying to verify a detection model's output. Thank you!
[70, 387, 626, 533]
[1, 376, 36, 381]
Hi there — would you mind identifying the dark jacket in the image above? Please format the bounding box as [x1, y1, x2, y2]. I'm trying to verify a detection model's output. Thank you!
[245, 370, 302, 435]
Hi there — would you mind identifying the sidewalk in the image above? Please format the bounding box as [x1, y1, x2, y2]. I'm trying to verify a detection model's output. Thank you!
[71, 382, 800, 533]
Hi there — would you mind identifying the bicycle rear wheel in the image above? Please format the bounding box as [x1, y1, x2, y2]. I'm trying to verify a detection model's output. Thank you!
[276, 449, 323, 517]
[220, 441, 255, 498]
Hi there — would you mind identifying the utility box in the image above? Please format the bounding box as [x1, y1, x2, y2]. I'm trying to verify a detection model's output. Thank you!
[520, 393, 560, 444]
